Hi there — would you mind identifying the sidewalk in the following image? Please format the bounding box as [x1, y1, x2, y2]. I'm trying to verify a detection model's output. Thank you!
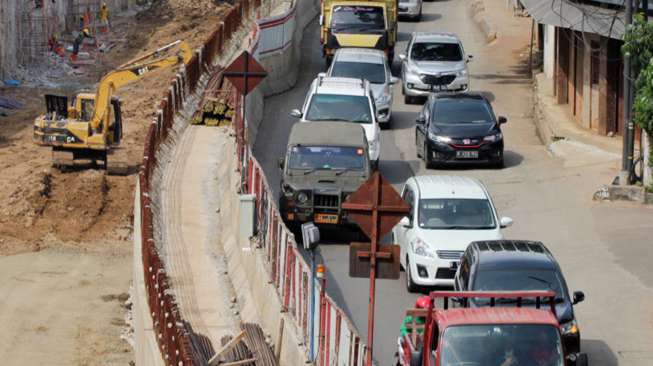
[533, 73, 622, 169]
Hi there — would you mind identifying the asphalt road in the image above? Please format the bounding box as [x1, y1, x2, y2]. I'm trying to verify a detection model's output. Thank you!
[252, 0, 653, 365]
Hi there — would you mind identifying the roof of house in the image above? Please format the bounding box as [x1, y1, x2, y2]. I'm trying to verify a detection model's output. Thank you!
[521, 0, 626, 39]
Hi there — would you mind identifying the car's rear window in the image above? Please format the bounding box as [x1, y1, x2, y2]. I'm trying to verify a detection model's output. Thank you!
[331, 61, 386, 84]
[472, 269, 567, 303]
[306, 94, 373, 124]
[432, 98, 494, 125]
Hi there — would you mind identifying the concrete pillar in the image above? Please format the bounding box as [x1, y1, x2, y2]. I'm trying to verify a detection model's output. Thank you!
[543, 24, 556, 79]
[582, 34, 592, 129]
[644, 133, 652, 187]
[598, 37, 611, 135]
[568, 30, 576, 111]
[556, 27, 569, 104]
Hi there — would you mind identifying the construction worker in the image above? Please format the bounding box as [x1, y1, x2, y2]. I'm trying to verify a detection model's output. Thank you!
[399, 296, 430, 338]
[70, 28, 92, 63]
[99, 3, 110, 33]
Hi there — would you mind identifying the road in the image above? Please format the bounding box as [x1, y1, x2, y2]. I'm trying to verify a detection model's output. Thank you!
[252, 0, 653, 364]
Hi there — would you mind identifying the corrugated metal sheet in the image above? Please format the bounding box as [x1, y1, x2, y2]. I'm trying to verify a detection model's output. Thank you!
[521, 0, 626, 39]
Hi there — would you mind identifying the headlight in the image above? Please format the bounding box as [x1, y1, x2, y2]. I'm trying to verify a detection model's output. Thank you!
[297, 192, 309, 204]
[428, 131, 452, 143]
[483, 132, 503, 142]
[376, 93, 391, 105]
[561, 320, 579, 335]
[456, 68, 468, 77]
[413, 238, 435, 258]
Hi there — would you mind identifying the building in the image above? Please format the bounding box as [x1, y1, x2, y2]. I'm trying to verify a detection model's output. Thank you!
[523, 0, 636, 137]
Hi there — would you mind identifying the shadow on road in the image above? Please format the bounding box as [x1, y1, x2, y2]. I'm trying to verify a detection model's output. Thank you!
[582, 339, 618, 366]
[380, 159, 419, 185]
[390, 110, 418, 130]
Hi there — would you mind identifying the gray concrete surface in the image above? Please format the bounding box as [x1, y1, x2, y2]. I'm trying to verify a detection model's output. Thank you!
[252, 0, 653, 364]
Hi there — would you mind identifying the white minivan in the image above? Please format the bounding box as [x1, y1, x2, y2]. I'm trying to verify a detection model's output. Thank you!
[291, 76, 381, 169]
[392, 175, 513, 291]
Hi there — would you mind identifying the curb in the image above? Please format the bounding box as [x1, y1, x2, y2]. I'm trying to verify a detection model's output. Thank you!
[470, 0, 497, 43]
[532, 77, 558, 145]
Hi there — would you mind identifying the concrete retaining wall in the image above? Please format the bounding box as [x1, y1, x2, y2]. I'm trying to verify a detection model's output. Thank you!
[246, 0, 320, 146]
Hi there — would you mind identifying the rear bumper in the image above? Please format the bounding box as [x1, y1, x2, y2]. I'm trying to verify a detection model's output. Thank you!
[426, 139, 503, 165]
[398, 3, 421, 17]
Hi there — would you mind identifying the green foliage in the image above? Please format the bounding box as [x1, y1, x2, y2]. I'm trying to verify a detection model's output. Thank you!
[623, 14, 653, 133]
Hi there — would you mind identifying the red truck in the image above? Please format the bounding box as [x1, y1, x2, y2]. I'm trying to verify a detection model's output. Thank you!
[397, 291, 588, 366]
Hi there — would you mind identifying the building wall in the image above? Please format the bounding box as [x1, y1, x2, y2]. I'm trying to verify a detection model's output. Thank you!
[543, 24, 556, 79]
[552, 26, 623, 137]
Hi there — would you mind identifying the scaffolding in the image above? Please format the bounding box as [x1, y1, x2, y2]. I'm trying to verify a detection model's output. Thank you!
[18, 8, 58, 66]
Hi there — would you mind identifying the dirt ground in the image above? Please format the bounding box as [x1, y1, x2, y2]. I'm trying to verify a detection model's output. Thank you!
[0, 0, 229, 363]
[0, 0, 229, 255]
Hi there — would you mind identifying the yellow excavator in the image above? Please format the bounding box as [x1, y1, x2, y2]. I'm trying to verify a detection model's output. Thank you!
[33, 40, 192, 174]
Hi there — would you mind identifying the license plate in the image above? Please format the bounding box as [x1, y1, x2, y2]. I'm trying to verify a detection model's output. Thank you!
[315, 213, 339, 224]
[456, 150, 479, 159]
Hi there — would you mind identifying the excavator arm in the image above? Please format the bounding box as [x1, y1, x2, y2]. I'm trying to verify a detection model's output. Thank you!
[88, 40, 193, 131]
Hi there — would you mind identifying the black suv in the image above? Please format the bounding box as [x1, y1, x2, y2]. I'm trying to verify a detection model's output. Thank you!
[454, 240, 585, 359]
[415, 93, 506, 168]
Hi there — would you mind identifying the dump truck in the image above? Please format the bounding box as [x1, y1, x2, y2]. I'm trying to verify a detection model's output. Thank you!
[33, 40, 192, 174]
[397, 291, 588, 366]
[320, 0, 397, 65]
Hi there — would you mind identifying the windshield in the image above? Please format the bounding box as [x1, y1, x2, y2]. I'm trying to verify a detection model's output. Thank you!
[331, 61, 386, 84]
[410, 42, 463, 62]
[305, 94, 373, 123]
[418, 199, 496, 229]
[288, 146, 366, 171]
[330, 6, 385, 32]
[472, 269, 568, 303]
[432, 98, 495, 125]
[440, 324, 564, 366]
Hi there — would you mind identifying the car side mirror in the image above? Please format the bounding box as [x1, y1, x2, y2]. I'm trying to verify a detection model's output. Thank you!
[398, 53, 406, 61]
[498, 116, 507, 124]
[399, 216, 412, 228]
[290, 109, 302, 118]
[319, 15, 324, 26]
[466, 54, 474, 63]
[499, 217, 513, 228]
[573, 291, 585, 305]
[318, 72, 327, 78]
[415, 115, 426, 125]
[301, 222, 320, 251]
[278, 157, 284, 170]
[390, 76, 399, 84]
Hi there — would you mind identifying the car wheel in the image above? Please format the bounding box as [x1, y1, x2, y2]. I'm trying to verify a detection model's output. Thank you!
[423, 144, 432, 169]
[406, 256, 418, 292]
[494, 150, 505, 169]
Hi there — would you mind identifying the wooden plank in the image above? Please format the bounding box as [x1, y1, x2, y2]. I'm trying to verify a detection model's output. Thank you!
[208, 331, 248, 365]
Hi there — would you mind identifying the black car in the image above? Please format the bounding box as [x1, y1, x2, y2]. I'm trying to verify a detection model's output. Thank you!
[415, 93, 506, 168]
[454, 240, 586, 362]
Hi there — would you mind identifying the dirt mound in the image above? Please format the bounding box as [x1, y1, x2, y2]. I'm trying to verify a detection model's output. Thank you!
[0, 0, 229, 255]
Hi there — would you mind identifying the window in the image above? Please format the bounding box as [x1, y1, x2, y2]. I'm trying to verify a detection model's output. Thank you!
[330, 6, 385, 32]
[440, 325, 564, 366]
[410, 42, 463, 62]
[305, 94, 373, 123]
[402, 188, 415, 221]
[431, 98, 495, 125]
[287, 146, 366, 171]
[331, 61, 386, 84]
[471, 268, 568, 303]
[417, 198, 496, 229]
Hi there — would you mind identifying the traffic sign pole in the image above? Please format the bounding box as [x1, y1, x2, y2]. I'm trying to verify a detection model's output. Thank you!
[342, 172, 410, 366]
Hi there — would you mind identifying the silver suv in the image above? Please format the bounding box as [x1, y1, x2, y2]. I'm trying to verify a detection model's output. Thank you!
[325, 48, 398, 127]
[399, 32, 472, 104]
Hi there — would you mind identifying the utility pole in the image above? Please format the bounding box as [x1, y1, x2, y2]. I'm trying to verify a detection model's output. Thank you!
[622, 0, 635, 184]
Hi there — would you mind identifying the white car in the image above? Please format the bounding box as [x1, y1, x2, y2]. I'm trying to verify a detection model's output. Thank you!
[392, 175, 513, 291]
[291, 76, 381, 168]
[325, 48, 398, 127]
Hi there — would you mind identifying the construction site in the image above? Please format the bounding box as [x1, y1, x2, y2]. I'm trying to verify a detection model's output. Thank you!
[0, 0, 232, 363]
